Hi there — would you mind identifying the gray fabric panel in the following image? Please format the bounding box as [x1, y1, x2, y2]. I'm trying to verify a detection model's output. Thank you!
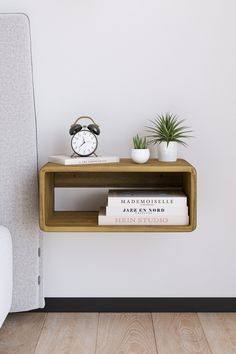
[0, 14, 44, 311]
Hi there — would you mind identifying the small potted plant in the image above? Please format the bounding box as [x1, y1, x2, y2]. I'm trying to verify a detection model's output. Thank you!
[146, 113, 193, 162]
[131, 134, 150, 164]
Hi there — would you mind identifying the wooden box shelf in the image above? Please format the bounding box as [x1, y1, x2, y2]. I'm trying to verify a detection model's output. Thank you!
[39, 159, 197, 232]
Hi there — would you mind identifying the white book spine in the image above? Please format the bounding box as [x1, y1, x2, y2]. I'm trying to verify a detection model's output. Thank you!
[99, 214, 189, 226]
[107, 198, 187, 208]
[48, 155, 120, 165]
[106, 205, 188, 216]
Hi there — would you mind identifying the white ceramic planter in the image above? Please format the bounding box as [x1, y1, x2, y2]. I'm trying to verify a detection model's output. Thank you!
[158, 142, 177, 162]
[131, 148, 150, 164]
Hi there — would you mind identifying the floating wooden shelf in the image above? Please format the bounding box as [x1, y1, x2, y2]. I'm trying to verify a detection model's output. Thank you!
[39, 159, 197, 232]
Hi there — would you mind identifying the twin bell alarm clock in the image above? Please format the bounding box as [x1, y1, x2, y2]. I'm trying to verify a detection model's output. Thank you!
[69, 116, 100, 157]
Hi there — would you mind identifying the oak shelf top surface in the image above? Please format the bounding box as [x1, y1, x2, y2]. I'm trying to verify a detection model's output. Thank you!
[40, 158, 196, 173]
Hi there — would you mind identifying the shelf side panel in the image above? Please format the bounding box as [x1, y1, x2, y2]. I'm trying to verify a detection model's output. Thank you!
[39, 172, 55, 230]
[183, 170, 197, 230]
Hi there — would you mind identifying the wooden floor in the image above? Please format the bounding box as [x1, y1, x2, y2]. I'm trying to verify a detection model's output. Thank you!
[0, 313, 236, 353]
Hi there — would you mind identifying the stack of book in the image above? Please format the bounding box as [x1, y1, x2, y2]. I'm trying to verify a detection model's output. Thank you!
[98, 189, 189, 225]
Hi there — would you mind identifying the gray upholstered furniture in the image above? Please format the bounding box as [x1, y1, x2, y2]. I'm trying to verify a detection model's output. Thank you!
[0, 226, 12, 326]
[0, 14, 44, 311]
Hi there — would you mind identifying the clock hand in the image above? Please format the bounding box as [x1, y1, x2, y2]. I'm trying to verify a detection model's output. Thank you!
[78, 138, 86, 148]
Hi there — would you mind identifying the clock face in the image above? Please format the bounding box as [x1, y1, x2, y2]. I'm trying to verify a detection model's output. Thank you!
[71, 130, 98, 156]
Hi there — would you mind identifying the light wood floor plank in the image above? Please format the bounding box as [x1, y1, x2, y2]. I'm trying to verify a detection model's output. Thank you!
[96, 313, 157, 354]
[198, 313, 236, 354]
[0, 313, 46, 354]
[152, 313, 211, 354]
[34, 313, 98, 354]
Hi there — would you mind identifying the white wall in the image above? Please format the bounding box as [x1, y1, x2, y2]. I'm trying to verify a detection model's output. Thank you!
[1, 0, 236, 297]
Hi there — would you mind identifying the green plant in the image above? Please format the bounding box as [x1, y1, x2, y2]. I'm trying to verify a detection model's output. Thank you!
[146, 113, 193, 146]
[132, 134, 148, 149]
